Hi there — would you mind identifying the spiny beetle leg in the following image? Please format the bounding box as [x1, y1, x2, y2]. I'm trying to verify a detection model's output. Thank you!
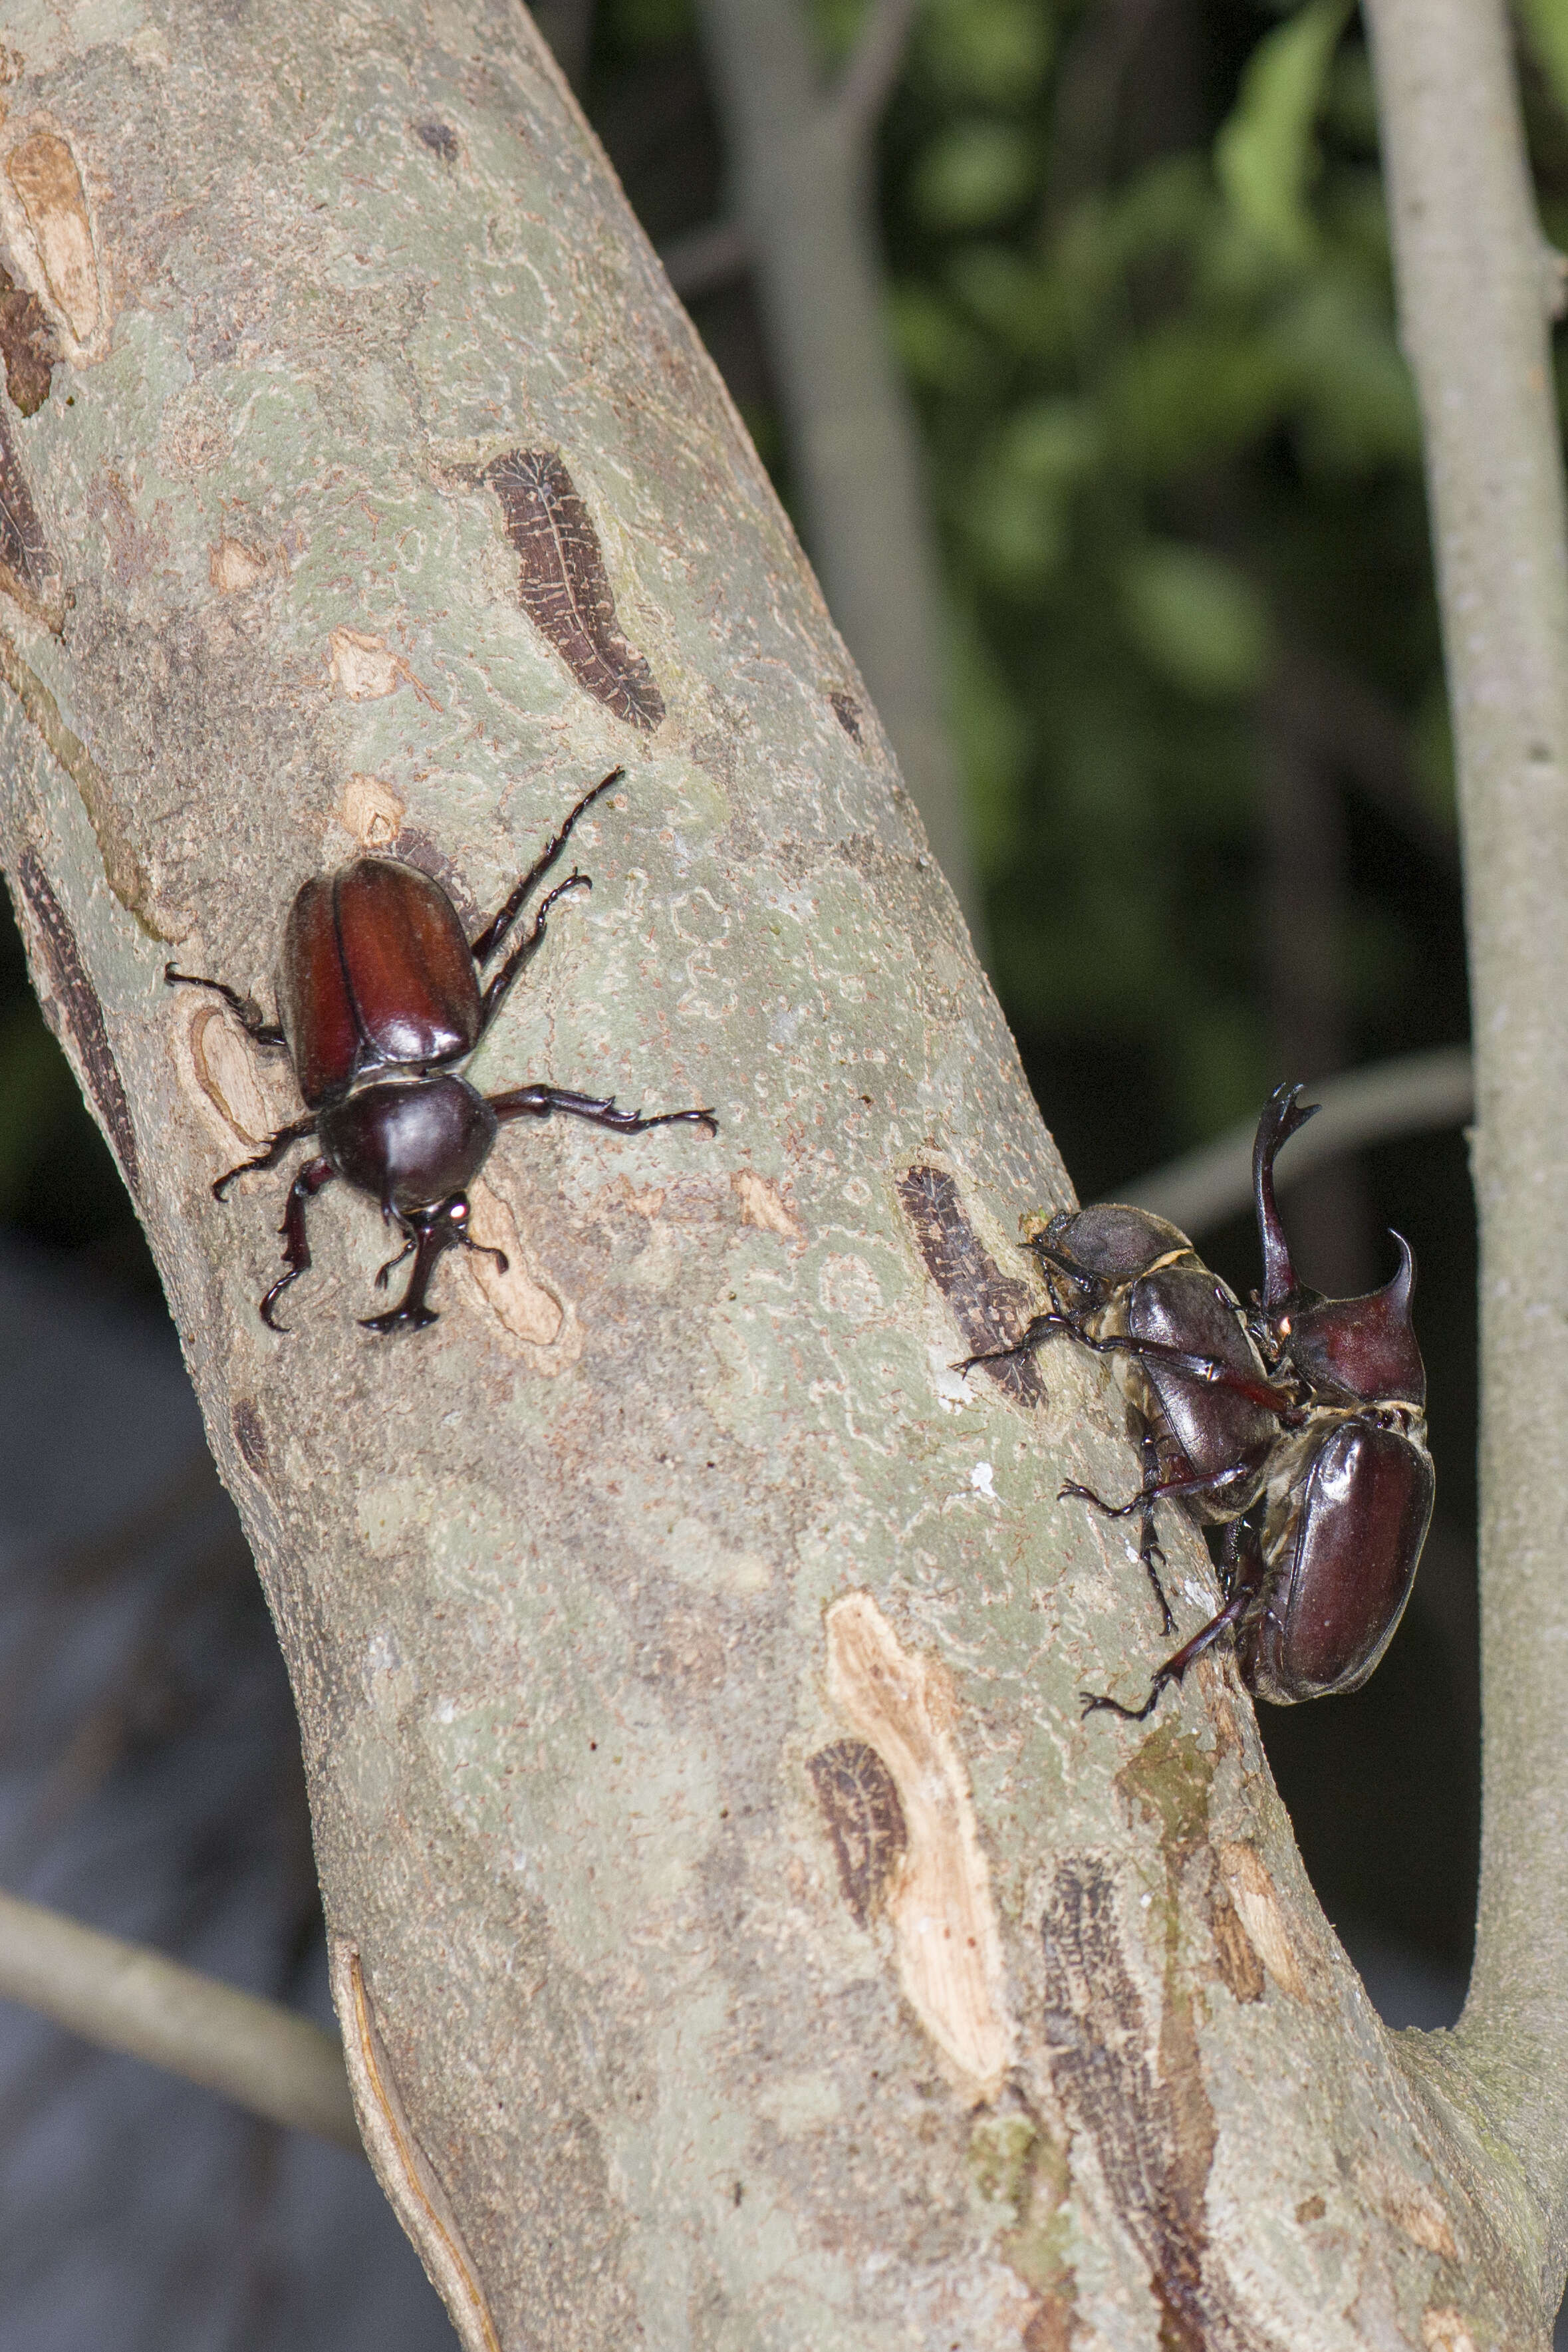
[260, 1156, 336, 1332]
[165, 964, 287, 1047]
[1060, 1458, 1247, 1522]
[955, 1311, 1075, 1378]
[1069, 1326, 1293, 1416]
[469, 766, 624, 968]
[487, 1082, 718, 1138]
[477, 871, 592, 1037]
[213, 1114, 320, 1202]
[1081, 1580, 1256, 1724]
[1134, 1418, 1176, 1633]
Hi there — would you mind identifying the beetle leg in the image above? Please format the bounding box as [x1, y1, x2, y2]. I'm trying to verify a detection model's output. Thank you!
[955, 1310, 1076, 1377]
[1060, 1458, 1249, 1521]
[1068, 1327, 1294, 1414]
[259, 1156, 337, 1332]
[1134, 1417, 1176, 1633]
[487, 1083, 718, 1137]
[475, 871, 593, 1037]
[469, 766, 625, 967]
[1080, 1581, 1258, 1723]
[212, 1114, 320, 1202]
[164, 964, 287, 1047]
[372, 1233, 417, 1290]
[360, 1195, 494, 1333]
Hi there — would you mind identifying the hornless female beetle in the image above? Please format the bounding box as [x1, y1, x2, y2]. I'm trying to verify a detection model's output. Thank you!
[960, 1204, 1287, 1633]
[167, 768, 716, 1333]
[961, 1083, 1434, 1720]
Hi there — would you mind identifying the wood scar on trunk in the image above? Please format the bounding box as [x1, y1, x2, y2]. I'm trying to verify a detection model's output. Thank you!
[0, 124, 108, 362]
[15, 848, 140, 1193]
[0, 404, 61, 628]
[807, 1738, 907, 1926]
[897, 1162, 1045, 1405]
[330, 1943, 501, 2352]
[469, 449, 665, 731]
[824, 1592, 1012, 2096]
[1041, 1855, 1285, 2352]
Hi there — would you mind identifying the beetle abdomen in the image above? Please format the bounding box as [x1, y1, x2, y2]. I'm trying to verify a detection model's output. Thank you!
[320, 1074, 499, 1216]
[279, 859, 483, 1107]
[1248, 1421, 1434, 1702]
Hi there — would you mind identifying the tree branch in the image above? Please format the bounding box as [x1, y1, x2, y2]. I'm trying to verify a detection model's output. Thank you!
[0, 5, 1556, 2340]
[1118, 1045, 1474, 1239]
[658, 216, 751, 302]
[1366, 0, 1568, 2243]
[695, 0, 983, 944]
[0, 1888, 360, 2152]
[827, 0, 920, 151]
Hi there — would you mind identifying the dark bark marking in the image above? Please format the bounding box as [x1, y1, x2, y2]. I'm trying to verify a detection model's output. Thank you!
[414, 118, 459, 162]
[0, 402, 59, 625]
[0, 265, 55, 416]
[233, 1400, 269, 1475]
[15, 849, 140, 1196]
[896, 1163, 1045, 1404]
[476, 450, 665, 730]
[1041, 1856, 1283, 2352]
[829, 690, 862, 740]
[807, 1739, 907, 1926]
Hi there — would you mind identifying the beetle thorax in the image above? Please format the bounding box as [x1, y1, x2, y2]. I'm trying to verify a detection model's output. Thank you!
[318, 1073, 500, 1218]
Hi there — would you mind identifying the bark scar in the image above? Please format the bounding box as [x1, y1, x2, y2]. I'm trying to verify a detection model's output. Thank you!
[15, 848, 139, 1193]
[468, 449, 665, 730]
[897, 1163, 1045, 1404]
[332, 1943, 501, 2352]
[824, 1593, 1011, 2095]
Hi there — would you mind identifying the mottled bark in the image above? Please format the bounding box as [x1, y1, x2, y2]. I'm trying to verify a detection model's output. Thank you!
[0, 4, 1557, 2347]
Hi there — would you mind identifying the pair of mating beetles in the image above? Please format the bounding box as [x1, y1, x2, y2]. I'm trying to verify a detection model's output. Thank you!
[964, 1092, 1434, 1722]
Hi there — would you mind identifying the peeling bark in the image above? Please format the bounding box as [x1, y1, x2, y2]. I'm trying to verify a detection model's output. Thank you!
[0, 4, 1558, 2346]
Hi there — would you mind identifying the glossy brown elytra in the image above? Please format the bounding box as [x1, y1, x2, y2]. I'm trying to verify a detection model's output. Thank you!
[168, 769, 717, 1333]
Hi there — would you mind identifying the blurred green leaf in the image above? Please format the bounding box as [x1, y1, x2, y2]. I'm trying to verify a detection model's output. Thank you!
[1120, 543, 1272, 699]
[886, 282, 992, 392]
[910, 120, 1037, 231]
[1214, 0, 1355, 266]
[1517, 0, 1568, 126]
[917, 0, 1053, 106]
[1107, 323, 1293, 475]
[604, 0, 696, 50]
[960, 400, 1103, 590]
[946, 245, 1069, 360]
[1271, 275, 1420, 469]
[950, 623, 1029, 868]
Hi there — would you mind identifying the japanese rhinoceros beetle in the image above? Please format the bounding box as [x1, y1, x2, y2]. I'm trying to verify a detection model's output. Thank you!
[960, 1204, 1287, 1634]
[961, 1083, 1434, 1720]
[167, 768, 716, 1333]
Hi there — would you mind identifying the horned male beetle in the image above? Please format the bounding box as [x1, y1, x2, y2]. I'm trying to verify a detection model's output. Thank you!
[167, 768, 717, 1333]
[961, 1082, 1433, 1720]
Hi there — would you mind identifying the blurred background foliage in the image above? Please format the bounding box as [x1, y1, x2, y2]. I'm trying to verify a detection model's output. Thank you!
[7, 0, 1568, 2066]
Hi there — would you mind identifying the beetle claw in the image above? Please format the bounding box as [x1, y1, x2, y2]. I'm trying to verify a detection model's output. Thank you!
[360, 1303, 440, 1335]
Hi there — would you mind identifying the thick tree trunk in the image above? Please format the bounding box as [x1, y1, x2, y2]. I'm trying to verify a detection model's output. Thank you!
[0, 3, 1556, 2345]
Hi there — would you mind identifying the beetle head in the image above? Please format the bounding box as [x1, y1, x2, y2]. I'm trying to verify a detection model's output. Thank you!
[1251, 1081, 1319, 1307]
[1273, 1234, 1426, 1406]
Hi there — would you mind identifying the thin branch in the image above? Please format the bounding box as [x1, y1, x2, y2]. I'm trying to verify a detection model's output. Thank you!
[0, 1888, 362, 2154]
[658, 217, 751, 302]
[1117, 1045, 1474, 1239]
[1365, 0, 1568, 2212]
[828, 0, 920, 150]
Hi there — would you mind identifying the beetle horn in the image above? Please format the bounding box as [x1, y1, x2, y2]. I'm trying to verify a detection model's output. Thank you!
[1283, 1233, 1426, 1406]
[1252, 1081, 1319, 1307]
